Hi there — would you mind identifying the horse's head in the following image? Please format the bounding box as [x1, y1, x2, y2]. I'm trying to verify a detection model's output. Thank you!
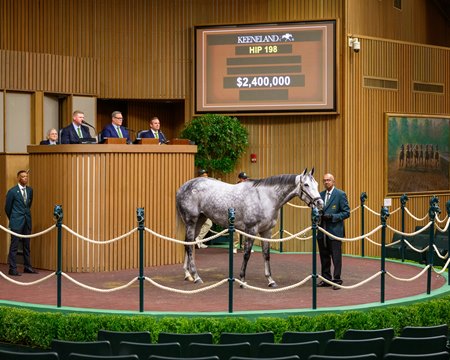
[298, 168, 324, 210]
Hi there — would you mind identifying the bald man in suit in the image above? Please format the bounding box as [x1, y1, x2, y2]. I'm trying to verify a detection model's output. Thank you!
[317, 173, 350, 290]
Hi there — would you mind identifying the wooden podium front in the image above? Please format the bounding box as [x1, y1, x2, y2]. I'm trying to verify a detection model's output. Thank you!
[27, 144, 196, 272]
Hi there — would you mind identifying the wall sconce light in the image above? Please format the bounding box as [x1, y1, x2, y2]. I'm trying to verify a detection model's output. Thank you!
[348, 37, 360, 53]
[250, 153, 257, 163]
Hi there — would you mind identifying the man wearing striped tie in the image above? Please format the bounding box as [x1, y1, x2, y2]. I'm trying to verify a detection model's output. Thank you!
[100, 111, 131, 144]
[317, 173, 350, 290]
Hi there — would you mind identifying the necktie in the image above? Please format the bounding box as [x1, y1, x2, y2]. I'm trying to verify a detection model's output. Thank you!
[154, 131, 159, 139]
[325, 192, 330, 205]
[22, 188, 27, 204]
[117, 127, 123, 138]
[77, 127, 83, 138]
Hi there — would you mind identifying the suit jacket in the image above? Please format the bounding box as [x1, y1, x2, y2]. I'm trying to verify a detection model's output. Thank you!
[318, 187, 350, 239]
[101, 123, 131, 143]
[140, 129, 168, 144]
[5, 185, 33, 232]
[60, 124, 92, 144]
[40, 139, 59, 145]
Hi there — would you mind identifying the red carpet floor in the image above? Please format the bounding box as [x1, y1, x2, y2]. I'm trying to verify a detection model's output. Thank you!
[0, 247, 447, 313]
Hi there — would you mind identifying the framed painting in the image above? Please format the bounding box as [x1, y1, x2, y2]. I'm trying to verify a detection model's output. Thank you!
[386, 114, 450, 195]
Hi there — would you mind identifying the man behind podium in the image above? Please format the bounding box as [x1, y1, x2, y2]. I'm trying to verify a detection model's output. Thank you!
[101, 111, 131, 144]
[60, 110, 92, 144]
[140, 116, 168, 144]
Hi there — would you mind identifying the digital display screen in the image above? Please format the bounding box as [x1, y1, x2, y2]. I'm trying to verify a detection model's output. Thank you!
[195, 21, 336, 114]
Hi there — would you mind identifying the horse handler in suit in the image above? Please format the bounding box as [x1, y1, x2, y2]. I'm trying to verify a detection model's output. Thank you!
[317, 173, 350, 290]
[5, 170, 38, 276]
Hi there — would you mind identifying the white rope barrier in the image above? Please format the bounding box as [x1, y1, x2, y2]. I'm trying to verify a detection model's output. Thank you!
[387, 221, 433, 236]
[386, 265, 430, 281]
[0, 224, 56, 238]
[61, 272, 138, 292]
[1, 201, 449, 309]
[144, 227, 228, 246]
[435, 213, 449, 224]
[318, 272, 382, 290]
[0, 271, 55, 285]
[433, 245, 448, 259]
[235, 276, 313, 292]
[235, 227, 312, 242]
[62, 225, 138, 244]
[282, 230, 312, 240]
[145, 277, 228, 294]
[403, 239, 429, 253]
[350, 205, 360, 214]
[404, 207, 429, 221]
[435, 218, 450, 233]
[318, 225, 383, 242]
[433, 258, 450, 274]
[362, 205, 381, 216]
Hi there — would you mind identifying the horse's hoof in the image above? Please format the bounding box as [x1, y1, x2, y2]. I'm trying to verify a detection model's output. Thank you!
[184, 275, 194, 282]
[194, 278, 203, 284]
[268, 282, 278, 288]
[239, 282, 248, 289]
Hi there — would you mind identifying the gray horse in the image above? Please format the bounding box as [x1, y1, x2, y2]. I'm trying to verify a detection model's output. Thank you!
[176, 168, 323, 287]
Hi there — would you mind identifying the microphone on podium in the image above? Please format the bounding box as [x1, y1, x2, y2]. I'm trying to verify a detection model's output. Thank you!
[82, 120, 96, 130]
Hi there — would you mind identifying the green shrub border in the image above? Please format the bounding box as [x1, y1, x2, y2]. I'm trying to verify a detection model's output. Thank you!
[2, 295, 450, 350]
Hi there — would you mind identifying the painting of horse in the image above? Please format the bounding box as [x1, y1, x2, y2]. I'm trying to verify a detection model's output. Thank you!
[176, 168, 323, 287]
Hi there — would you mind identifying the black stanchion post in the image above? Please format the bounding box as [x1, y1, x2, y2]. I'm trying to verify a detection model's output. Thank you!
[279, 206, 284, 253]
[137, 208, 145, 312]
[400, 194, 408, 262]
[360, 192, 367, 257]
[53, 205, 63, 308]
[311, 207, 320, 310]
[447, 201, 450, 286]
[380, 206, 389, 304]
[228, 208, 235, 313]
[427, 196, 440, 295]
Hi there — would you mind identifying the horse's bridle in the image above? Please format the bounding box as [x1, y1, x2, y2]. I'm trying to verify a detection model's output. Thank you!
[299, 175, 321, 207]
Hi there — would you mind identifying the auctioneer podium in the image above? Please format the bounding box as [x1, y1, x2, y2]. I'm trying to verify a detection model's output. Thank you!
[27, 143, 196, 272]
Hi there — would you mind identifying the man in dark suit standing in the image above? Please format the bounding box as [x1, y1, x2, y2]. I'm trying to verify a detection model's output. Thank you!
[5, 170, 38, 276]
[100, 111, 131, 143]
[60, 110, 92, 144]
[317, 173, 350, 290]
[140, 116, 168, 144]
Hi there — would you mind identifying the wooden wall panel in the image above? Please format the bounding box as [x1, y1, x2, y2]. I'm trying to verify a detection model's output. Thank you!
[1, 0, 449, 264]
[27, 145, 195, 272]
[0, 50, 98, 95]
[343, 37, 450, 257]
[347, 0, 449, 47]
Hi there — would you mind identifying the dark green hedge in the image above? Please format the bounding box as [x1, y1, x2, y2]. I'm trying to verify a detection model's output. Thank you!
[1, 296, 450, 349]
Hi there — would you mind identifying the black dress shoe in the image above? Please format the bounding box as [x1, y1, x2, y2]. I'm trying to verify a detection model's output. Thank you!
[317, 281, 332, 287]
[332, 280, 343, 290]
[24, 268, 39, 274]
[8, 269, 21, 276]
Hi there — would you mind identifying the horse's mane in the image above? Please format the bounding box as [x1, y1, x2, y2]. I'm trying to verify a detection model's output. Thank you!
[251, 174, 297, 188]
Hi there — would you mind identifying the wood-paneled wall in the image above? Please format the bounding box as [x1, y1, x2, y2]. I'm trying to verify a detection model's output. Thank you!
[0, 0, 449, 262]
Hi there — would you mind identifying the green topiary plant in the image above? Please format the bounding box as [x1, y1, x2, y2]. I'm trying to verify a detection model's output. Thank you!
[180, 114, 249, 176]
